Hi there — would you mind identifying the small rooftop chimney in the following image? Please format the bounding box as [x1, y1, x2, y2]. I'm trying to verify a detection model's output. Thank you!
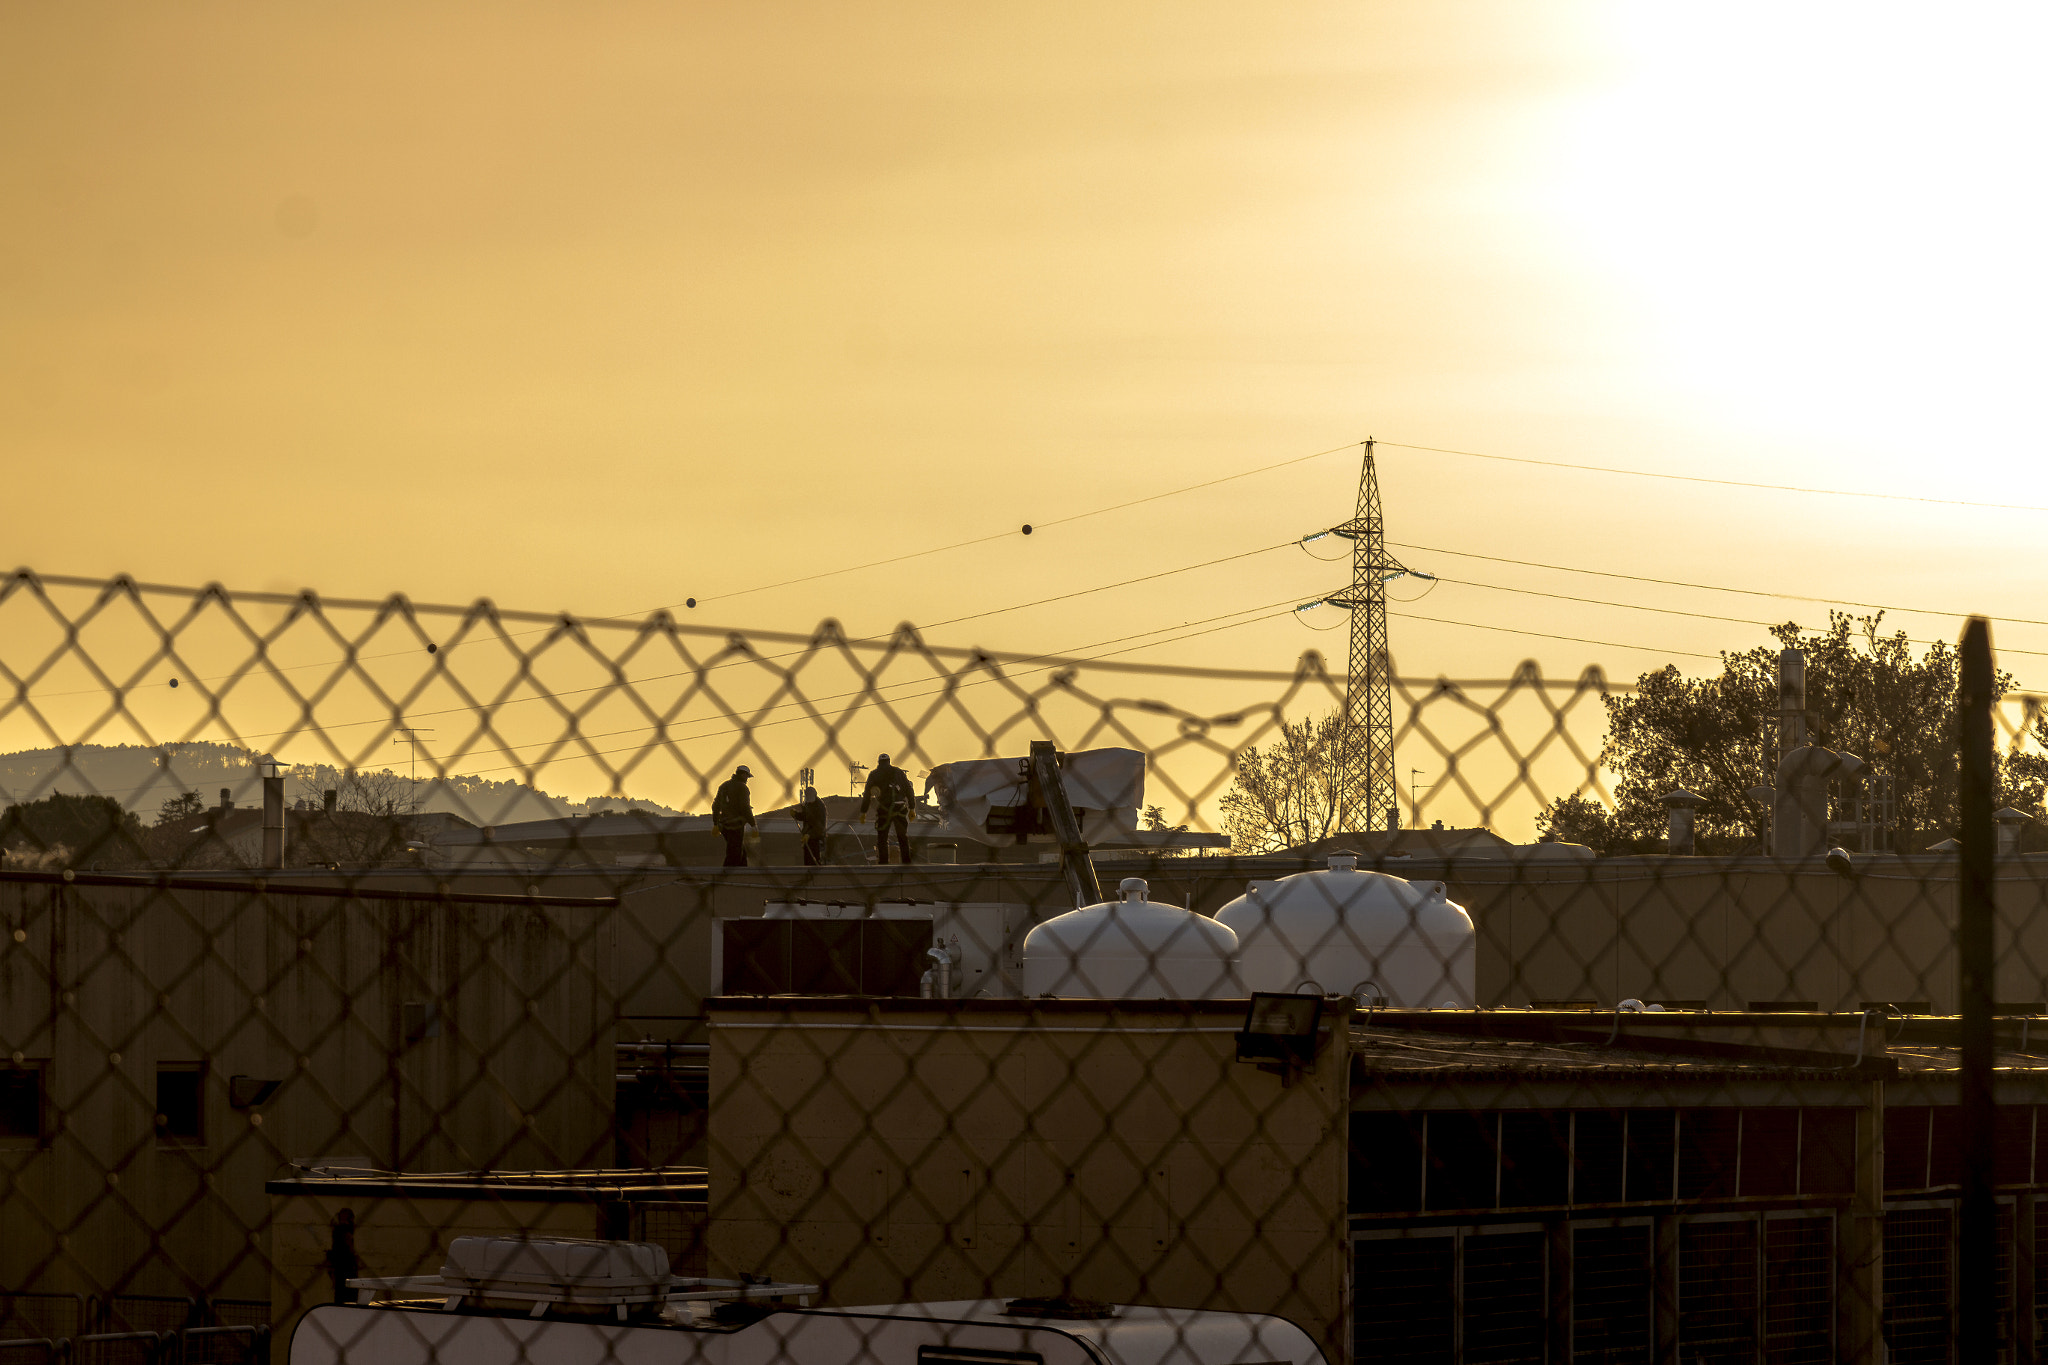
[1996, 808, 2032, 857]
[218, 787, 233, 811]
[1661, 788, 1703, 855]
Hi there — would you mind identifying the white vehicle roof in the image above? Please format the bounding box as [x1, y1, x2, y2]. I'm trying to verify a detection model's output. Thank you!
[827, 1300, 1324, 1365]
[291, 1300, 1325, 1365]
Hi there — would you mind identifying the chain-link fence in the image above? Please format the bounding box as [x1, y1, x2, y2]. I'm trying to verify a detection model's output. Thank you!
[2, 569, 2045, 1365]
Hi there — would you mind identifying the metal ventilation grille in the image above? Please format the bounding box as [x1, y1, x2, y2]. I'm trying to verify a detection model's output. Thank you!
[1677, 1220, 1757, 1365]
[1459, 1232, 1544, 1365]
[1355, 1237, 1454, 1363]
[1762, 1217, 1832, 1365]
[1884, 1209, 1954, 1365]
[1570, 1225, 1650, 1365]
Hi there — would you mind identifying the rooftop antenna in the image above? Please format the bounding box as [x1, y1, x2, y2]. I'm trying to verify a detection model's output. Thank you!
[394, 726, 435, 814]
[849, 760, 868, 798]
[1321, 439, 1431, 832]
[1410, 768, 1437, 830]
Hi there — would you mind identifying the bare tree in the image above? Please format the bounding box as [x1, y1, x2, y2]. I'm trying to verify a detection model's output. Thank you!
[1217, 714, 1360, 855]
[300, 768, 417, 866]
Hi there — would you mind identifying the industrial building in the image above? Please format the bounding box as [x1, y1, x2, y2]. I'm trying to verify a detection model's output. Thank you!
[0, 871, 619, 1311]
[11, 804, 2048, 1365]
[701, 994, 2048, 1365]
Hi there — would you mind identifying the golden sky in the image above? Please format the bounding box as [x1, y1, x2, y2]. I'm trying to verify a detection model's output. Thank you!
[4, 1, 2046, 723]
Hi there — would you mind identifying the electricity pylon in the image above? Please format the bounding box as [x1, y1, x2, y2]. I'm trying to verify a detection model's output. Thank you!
[1322, 439, 1428, 832]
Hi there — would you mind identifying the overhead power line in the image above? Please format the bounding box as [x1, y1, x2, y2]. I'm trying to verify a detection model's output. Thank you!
[86, 545, 1303, 754]
[1423, 576, 2048, 661]
[680, 441, 1359, 609]
[1387, 610, 1721, 661]
[460, 599, 1313, 779]
[20, 536, 1293, 707]
[1390, 539, 2048, 630]
[15, 596, 1319, 799]
[1381, 441, 2048, 514]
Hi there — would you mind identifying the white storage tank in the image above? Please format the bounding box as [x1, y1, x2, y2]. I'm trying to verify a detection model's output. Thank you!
[1215, 854, 1475, 1007]
[1021, 878, 1238, 999]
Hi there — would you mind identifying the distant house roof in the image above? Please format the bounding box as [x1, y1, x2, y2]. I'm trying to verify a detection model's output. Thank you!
[1285, 826, 1518, 860]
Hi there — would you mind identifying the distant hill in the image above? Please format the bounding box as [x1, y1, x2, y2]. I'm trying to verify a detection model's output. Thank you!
[0, 743, 688, 826]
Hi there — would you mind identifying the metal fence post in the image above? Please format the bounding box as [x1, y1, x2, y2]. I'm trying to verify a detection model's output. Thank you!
[1959, 615, 1997, 1364]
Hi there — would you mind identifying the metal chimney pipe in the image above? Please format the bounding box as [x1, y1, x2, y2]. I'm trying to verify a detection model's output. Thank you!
[1777, 649, 1806, 751]
[262, 769, 285, 869]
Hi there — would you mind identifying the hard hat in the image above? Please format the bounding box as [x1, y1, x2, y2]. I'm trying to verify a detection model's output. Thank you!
[878, 753, 890, 764]
[735, 765, 752, 777]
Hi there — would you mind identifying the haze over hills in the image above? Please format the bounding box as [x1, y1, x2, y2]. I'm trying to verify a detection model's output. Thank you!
[0, 743, 688, 826]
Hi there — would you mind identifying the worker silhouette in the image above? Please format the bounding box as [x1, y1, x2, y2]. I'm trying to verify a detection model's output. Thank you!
[712, 765, 756, 867]
[798, 785, 827, 866]
[860, 754, 915, 865]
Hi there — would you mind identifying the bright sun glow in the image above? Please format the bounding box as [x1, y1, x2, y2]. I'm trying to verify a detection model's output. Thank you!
[1557, 4, 2048, 482]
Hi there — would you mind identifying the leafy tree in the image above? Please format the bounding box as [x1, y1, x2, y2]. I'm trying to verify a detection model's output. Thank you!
[155, 791, 205, 826]
[0, 792, 148, 868]
[1218, 714, 1360, 854]
[1543, 613, 2043, 854]
[1534, 793, 1618, 851]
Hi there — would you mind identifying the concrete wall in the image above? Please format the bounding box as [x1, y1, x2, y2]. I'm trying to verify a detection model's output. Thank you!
[110, 850, 2048, 1021]
[1450, 856, 2048, 1012]
[704, 997, 1354, 1363]
[0, 879, 615, 1303]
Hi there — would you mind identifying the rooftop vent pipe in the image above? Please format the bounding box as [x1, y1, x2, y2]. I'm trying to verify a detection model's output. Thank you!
[262, 768, 285, 869]
[1661, 789, 1702, 855]
[1773, 747, 1865, 859]
[1996, 808, 2034, 857]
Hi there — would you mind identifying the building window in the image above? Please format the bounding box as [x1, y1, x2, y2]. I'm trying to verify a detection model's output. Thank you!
[155, 1064, 204, 1144]
[0, 1063, 43, 1141]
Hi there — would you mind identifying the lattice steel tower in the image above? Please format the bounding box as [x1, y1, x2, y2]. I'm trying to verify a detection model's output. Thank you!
[1326, 439, 1424, 831]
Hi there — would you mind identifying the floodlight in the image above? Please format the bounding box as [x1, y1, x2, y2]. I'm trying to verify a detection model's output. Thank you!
[1235, 991, 1324, 1067]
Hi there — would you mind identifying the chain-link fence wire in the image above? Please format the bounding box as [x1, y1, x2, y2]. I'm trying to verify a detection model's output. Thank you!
[3, 569, 2048, 1364]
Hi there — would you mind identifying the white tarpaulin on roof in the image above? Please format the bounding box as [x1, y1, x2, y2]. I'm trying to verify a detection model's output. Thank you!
[928, 747, 1144, 845]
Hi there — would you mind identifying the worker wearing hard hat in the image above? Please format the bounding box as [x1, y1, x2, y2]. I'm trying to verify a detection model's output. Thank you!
[713, 765, 756, 867]
[860, 754, 915, 865]
[798, 785, 828, 866]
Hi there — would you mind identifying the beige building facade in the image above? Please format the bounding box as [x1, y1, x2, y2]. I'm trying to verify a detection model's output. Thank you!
[704, 997, 1354, 1363]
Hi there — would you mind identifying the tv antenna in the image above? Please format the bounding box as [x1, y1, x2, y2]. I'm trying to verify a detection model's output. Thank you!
[394, 726, 435, 814]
